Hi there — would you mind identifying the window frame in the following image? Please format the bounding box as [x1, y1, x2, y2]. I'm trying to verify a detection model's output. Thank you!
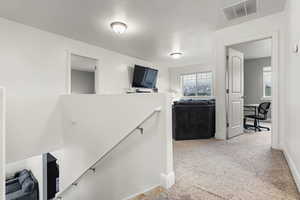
[180, 71, 214, 98]
[262, 66, 272, 99]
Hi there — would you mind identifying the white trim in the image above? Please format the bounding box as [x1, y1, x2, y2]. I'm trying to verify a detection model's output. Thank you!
[122, 184, 161, 200]
[0, 87, 6, 200]
[66, 51, 71, 94]
[160, 171, 175, 189]
[283, 147, 300, 192]
[66, 50, 101, 94]
[271, 31, 280, 149]
[224, 31, 280, 149]
[261, 97, 272, 101]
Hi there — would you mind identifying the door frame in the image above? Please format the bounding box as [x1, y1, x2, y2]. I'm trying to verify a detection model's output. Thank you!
[0, 87, 6, 200]
[66, 50, 100, 94]
[224, 31, 279, 149]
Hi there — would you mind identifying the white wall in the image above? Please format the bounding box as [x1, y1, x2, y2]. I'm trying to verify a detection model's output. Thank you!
[169, 64, 215, 99]
[283, 0, 300, 191]
[243, 57, 272, 104]
[0, 87, 5, 200]
[243, 58, 272, 119]
[214, 12, 286, 145]
[230, 39, 272, 59]
[6, 155, 44, 199]
[0, 17, 169, 163]
[58, 94, 174, 200]
[71, 54, 97, 72]
[71, 70, 95, 94]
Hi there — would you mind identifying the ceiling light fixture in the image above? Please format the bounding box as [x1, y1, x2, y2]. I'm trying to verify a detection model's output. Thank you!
[110, 21, 127, 34]
[170, 52, 183, 59]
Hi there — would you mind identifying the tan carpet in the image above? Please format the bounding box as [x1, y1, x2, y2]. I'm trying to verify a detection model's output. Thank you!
[133, 132, 300, 200]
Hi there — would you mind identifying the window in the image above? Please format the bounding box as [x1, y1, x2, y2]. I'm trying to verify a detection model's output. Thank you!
[263, 66, 272, 98]
[181, 72, 213, 97]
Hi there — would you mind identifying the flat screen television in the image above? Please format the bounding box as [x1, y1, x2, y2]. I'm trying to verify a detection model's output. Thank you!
[132, 65, 158, 89]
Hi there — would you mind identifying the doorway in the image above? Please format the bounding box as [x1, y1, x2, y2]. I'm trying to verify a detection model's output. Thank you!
[226, 37, 274, 144]
[67, 53, 99, 94]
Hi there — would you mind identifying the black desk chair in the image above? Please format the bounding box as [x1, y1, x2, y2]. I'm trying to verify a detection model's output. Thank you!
[244, 102, 271, 132]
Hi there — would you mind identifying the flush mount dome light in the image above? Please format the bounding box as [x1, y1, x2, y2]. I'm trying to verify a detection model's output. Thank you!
[110, 21, 127, 34]
[170, 52, 183, 59]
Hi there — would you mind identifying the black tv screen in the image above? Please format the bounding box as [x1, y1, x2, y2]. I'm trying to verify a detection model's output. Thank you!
[132, 65, 158, 89]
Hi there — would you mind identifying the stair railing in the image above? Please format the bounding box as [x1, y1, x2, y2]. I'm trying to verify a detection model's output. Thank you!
[55, 106, 162, 199]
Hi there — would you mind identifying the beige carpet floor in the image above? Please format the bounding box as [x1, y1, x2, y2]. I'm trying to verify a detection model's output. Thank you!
[133, 132, 300, 200]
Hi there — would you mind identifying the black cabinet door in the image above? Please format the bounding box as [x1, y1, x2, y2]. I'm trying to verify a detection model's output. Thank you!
[173, 105, 215, 140]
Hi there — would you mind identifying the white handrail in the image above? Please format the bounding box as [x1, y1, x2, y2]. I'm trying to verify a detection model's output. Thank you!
[55, 106, 162, 199]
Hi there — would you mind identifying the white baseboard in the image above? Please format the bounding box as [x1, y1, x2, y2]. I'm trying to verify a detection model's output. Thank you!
[123, 172, 175, 200]
[122, 184, 160, 200]
[283, 147, 300, 192]
[160, 171, 175, 189]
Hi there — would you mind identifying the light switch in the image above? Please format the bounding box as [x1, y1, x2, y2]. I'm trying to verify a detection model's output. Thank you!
[294, 42, 299, 53]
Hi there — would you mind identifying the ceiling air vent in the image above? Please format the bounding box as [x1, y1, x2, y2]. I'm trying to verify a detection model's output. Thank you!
[223, 0, 257, 21]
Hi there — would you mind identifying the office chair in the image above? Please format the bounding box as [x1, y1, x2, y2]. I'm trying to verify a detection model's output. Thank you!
[244, 102, 271, 132]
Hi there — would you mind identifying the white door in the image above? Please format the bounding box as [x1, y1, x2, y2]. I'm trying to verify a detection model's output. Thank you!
[227, 48, 244, 139]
